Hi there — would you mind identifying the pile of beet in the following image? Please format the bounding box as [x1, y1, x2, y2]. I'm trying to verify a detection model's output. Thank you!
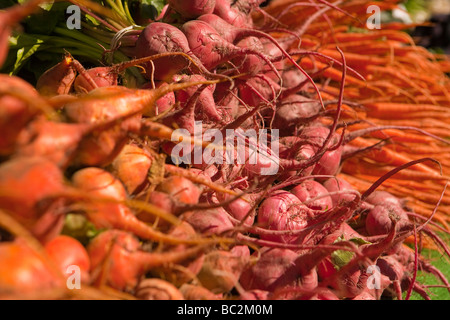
[0, 0, 449, 300]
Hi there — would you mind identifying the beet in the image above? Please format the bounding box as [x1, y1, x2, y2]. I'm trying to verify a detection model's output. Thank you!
[257, 191, 311, 244]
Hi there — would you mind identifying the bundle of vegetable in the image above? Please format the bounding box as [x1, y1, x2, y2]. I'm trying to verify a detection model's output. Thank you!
[0, 0, 449, 301]
[260, 0, 450, 228]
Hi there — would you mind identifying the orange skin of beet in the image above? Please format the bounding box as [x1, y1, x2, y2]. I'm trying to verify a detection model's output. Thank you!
[44, 235, 91, 284]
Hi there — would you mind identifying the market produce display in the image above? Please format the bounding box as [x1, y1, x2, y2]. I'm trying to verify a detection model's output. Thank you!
[0, 0, 449, 300]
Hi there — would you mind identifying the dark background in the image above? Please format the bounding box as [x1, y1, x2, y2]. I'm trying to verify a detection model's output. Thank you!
[412, 14, 450, 54]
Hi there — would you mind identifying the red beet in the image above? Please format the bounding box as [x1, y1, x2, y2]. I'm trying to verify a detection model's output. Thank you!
[74, 66, 118, 93]
[181, 20, 279, 78]
[257, 191, 311, 244]
[239, 247, 300, 291]
[323, 177, 356, 206]
[365, 203, 410, 236]
[183, 207, 234, 235]
[291, 180, 333, 212]
[168, 0, 216, 19]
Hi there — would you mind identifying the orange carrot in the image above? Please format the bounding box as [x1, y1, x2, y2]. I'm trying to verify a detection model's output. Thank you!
[333, 29, 416, 45]
[363, 102, 449, 118]
[382, 181, 450, 206]
[342, 160, 449, 182]
[383, 144, 450, 156]
[299, 58, 367, 87]
[347, 125, 445, 144]
[348, 137, 442, 174]
[318, 48, 388, 68]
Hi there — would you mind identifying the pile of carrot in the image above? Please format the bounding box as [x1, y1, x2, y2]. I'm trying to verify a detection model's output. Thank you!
[0, 0, 449, 301]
